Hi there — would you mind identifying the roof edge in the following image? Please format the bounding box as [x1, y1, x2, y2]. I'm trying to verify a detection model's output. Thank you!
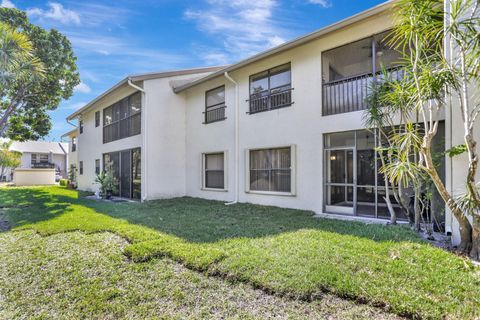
[61, 127, 78, 138]
[66, 65, 227, 121]
[173, 0, 394, 93]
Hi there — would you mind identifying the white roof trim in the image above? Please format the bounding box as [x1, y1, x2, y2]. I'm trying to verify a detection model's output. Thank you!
[66, 66, 226, 121]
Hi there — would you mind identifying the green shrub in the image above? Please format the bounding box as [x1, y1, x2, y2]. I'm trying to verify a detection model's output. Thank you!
[59, 179, 68, 187]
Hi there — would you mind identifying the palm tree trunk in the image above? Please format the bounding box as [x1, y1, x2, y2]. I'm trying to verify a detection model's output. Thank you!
[414, 186, 421, 232]
[470, 215, 480, 260]
[422, 135, 472, 253]
[378, 134, 397, 224]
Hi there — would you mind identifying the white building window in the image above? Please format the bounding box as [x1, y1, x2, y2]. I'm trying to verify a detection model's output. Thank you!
[31, 153, 49, 164]
[246, 146, 296, 195]
[202, 152, 227, 190]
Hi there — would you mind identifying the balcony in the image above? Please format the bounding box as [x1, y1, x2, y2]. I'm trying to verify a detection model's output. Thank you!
[248, 85, 293, 114]
[203, 105, 226, 124]
[321, 30, 406, 116]
[103, 112, 141, 144]
[322, 67, 404, 116]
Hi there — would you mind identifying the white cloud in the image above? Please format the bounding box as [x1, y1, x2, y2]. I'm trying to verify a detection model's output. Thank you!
[307, 0, 332, 8]
[27, 2, 81, 25]
[67, 3, 131, 28]
[185, 0, 288, 64]
[201, 51, 230, 65]
[67, 33, 188, 71]
[74, 82, 91, 94]
[0, 0, 15, 8]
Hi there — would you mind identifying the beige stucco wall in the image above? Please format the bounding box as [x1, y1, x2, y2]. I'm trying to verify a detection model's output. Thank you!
[76, 83, 141, 193]
[142, 71, 215, 200]
[75, 71, 214, 197]
[14, 169, 56, 186]
[183, 11, 397, 211]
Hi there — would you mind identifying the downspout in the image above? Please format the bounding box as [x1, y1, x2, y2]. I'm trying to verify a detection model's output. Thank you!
[444, 0, 453, 237]
[224, 72, 239, 205]
[127, 79, 147, 202]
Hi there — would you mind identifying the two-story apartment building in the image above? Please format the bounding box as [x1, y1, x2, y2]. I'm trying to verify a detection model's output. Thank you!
[65, 0, 477, 246]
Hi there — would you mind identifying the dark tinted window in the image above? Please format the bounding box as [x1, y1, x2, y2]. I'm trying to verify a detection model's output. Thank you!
[103, 92, 142, 143]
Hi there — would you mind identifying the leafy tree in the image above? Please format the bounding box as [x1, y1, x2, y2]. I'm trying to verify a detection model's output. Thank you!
[364, 72, 413, 226]
[0, 8, 79, 141]
[367, 0, 480, 258]
[0, 141, 21, 179]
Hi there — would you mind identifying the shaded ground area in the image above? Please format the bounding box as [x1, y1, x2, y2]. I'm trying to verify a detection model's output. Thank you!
[0, 186, 479, 319]
[1, 186, 419, 243]
[0, 210, 9, 231]
[0, 231, 400, 319]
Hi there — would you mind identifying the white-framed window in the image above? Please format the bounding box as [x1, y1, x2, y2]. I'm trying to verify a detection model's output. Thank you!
[246, 145, 296, 195]
[202, 152, 227, 191]
[204, 86, 226, 124]
[71, 137, 77, 152]
[39, 154, 49, 163]
[32, 154, 49, 164]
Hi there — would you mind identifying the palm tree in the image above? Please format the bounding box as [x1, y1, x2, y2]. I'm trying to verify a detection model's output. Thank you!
[0, 22, 45, 135]
[366, 0, 480, 259]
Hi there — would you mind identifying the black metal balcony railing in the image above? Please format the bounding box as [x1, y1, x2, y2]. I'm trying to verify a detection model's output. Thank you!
[31, 162, 55, 169]
[248, 85, 293, 114]
[203, 105, 226, 124]
[322, 67, 405, 116]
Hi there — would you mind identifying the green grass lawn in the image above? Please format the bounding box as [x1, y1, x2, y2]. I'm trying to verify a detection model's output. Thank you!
[0, 186, 479, 319]
[1, 231, 400, 319]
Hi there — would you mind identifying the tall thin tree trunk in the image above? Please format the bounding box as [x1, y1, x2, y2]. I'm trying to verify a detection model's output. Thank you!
[414, 186, 421, 232]
[378, 133, 397, 224]
[397, 183, 414, 224]
[470, 215, 480, 260]
[422, 135, 473, 252]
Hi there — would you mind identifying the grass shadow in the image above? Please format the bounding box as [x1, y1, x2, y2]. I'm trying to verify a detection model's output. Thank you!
[0, 186, 419, 244]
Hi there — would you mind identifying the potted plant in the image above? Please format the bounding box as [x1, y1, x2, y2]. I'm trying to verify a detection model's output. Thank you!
[67, 164, 77, 189]
[94, 161, 118, 199]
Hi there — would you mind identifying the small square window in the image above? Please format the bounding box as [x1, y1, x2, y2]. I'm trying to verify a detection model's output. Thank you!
[203, 152, 225, 190]
[248, 147, 293, 193]
[204, 86, 226, 124]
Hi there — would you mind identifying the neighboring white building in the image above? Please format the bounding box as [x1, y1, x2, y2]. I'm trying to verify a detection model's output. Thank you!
[1, 140, 68, 182]
[61, 128, 79, 178]
[64, 0, 478, 246]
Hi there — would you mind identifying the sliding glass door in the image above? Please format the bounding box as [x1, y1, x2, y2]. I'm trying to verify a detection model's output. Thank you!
[324, 130, 404, 219]
[325, 148, 355, 214]
[103, 148, 141, 199]
[120, 151, 132, 198]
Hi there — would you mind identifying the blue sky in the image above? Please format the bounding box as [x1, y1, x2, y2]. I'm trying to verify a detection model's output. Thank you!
[1, 0, 385, 141]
